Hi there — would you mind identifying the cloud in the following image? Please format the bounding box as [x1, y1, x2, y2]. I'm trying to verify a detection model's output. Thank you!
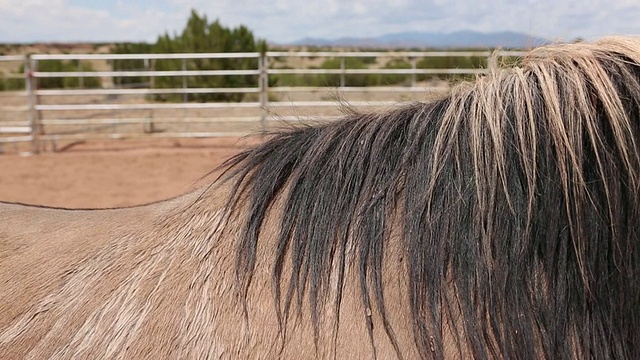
[0, 0, 184, 42]
[0, 0, 638, 44]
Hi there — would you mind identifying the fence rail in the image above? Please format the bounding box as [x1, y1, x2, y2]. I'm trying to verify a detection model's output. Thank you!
[0, 50, 525, 154]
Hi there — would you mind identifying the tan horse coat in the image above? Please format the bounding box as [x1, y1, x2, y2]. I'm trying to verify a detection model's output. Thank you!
[1, 185, 443, 358]
[4, 36, 640, 359]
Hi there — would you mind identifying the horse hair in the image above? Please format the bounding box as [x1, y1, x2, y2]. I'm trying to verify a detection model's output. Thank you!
[219, 37, 640, 359]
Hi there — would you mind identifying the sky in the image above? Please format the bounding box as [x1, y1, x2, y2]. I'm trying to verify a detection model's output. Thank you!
[0, 0, 639, 45]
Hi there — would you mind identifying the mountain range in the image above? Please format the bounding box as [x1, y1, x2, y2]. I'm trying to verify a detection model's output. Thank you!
[291, 31, 551, 49]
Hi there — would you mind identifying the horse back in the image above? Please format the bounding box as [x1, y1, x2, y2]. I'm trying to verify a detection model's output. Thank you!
[0, 202, 161, 333]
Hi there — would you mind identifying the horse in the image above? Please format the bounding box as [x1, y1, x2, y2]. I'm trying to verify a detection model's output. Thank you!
[1, 36, 639, 359]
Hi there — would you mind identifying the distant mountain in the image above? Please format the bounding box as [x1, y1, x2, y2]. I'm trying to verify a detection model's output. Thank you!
[292, 31, 550, 49]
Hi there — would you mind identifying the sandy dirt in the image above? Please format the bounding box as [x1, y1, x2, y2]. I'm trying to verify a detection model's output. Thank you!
[0, 137, 258, 208]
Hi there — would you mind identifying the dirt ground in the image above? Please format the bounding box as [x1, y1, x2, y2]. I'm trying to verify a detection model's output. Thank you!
[0, 137, 258, 208]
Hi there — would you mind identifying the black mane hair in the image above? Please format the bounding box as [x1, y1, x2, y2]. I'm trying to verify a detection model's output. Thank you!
[218, 37, 640, 359]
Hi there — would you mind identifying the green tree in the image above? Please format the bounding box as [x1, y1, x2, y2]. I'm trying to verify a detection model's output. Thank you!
[114, 9, 264, 102]
[111, 42, 153, 88]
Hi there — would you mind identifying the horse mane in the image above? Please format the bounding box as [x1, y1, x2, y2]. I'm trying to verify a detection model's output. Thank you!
[217, 36, 640, 359]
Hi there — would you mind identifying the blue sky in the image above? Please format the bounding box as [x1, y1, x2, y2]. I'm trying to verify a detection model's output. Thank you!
[0, 0, 638, 44]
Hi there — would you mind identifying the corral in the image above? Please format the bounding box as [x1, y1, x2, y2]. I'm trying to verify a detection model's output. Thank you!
[0, 49, 521, 208]
[0, 50, 523, 154]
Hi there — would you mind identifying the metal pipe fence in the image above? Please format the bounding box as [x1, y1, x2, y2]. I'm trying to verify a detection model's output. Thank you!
[0, 50, 525, 153]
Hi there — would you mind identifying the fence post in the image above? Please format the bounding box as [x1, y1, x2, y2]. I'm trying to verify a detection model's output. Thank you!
[148, 58, 155, 88]
[340, 57, 345, 88]
[182, 58, 187, 103]
[410, 57, 417, 88]
[259, 53, 269, 133]
[26, 56, 40, 154]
